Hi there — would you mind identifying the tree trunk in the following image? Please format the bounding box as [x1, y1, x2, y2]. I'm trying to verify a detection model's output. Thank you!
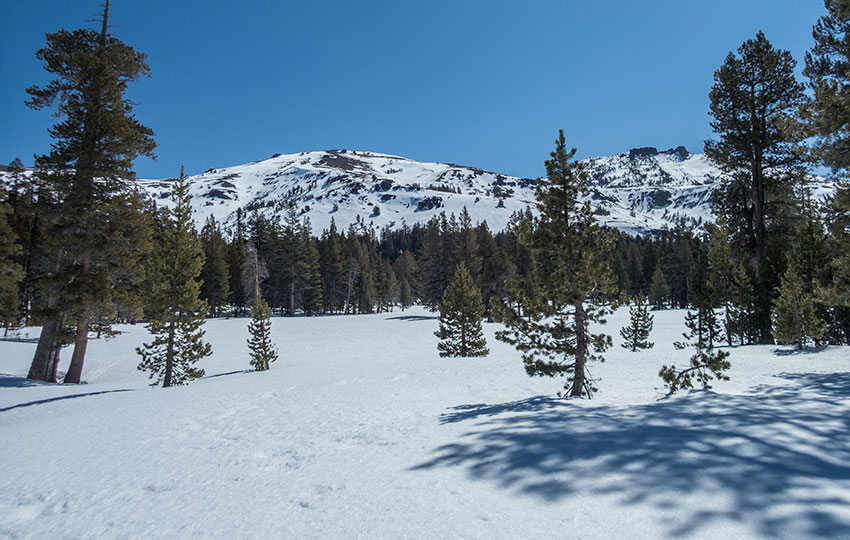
[28, 317, 63, 382]
[163, 320, 176, 388]
[569, 300, 588, 397]
[63, 311, 90, 384]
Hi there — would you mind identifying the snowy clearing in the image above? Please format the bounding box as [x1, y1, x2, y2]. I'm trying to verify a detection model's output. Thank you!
[1, 307, 849, 539]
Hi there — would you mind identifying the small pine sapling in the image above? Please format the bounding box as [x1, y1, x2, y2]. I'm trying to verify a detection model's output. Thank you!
[620, 294, 654, 351]
[248, 295, 278, 371]
[435, 262, 489, 357]
[772, 268, 826, 349]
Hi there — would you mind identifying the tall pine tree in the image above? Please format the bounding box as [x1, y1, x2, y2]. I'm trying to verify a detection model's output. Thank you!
[493, 131, 616, 398]
[705, 31, 806, 343]
[25, 2, 157, 382]
[137, 169, 211, 387]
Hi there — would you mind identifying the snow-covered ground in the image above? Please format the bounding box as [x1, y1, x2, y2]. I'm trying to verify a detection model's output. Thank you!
[1, 307, 848, 539]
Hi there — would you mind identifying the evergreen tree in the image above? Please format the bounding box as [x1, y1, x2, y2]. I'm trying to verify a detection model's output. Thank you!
[418, 215, 448, 309]
[705, 31, 806, 343]
[319, 220, 346, 313]
[299, 219, 323, 315]
[248, 295, 278, 371]
[707, 223, 740, 346]
[452, 207, 482, 280]
[804, 0, 850, 177]
[677, 259, 723, 348]
[773, 267, 826, 349]
[399, 276, 414, 311]
[227, 209, 250, 316]
[25, 4, 157, 382]
[4, 158, 40, 325]
[199, 215, 231, 317]
[802, 3, 850, 342]
[493, 131, 616, 398]
[620, 294, 654, 351]
[659, 343, 731, 395]
[435, 263, 488, 357]
[0, 182, 24, 334]
[137, 169, 211, 387]
[648, 264, 670, 309]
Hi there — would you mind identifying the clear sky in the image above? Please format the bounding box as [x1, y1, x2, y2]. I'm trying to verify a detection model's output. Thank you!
[0, 0, 828, 180]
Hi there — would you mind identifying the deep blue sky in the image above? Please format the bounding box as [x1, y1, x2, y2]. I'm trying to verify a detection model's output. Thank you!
[0, 1, 827, 179]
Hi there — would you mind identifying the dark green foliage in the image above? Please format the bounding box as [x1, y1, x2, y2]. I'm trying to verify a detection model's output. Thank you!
[804, 0, 850, 177]
[705, 31, 806, 343]
[199, 216, 231, 317]
[227, 210, 250, 316]
[137, 171, 210, 387]
[399, 276, 414, 311]
[418, 214, 450, 309]
[298, 220, 323, 315]
[676, 259, 723, 349]
[493, 131, 616, 398]
[773, 268, 826, 349]
[436, 263, 488, 357]
[0, 181, 24, 332]
[248, 295, 278, 371]
[620, 294, 654, 351]
[648, 264, 670, 309]
[25, 14, 157, 382]
[659, 345, 731, 395]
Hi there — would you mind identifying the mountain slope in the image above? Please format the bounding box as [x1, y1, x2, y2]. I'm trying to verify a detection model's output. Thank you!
[4, 147, 837, 235]
[136, 146, 836, 235]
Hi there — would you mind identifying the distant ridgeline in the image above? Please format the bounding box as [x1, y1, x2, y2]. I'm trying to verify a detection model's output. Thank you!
[1, 147, 836, 238]
[126, 147, 835, 237]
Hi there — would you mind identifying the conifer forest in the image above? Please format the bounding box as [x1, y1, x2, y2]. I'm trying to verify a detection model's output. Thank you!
[1, 1, 850, 539]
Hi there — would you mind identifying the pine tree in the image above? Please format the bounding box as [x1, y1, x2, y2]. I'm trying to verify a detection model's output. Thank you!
[452, 207, 482, 280]
[804, 0, 850, 177]
[773, 267, 826, 349]
[25, 3, 157, 382]
[435, 263, 488, 357]
[227, 210, 250, 316]
[707, 223, 739, 346]
[677, 259, 723, 349]
[299, 219, 323, 315]
[199, 215, 231, 317]
[137, 169, 211, 387]
[620, 294, 654, 351]
[648, 264, 670, 310]
[399, 276, 414, 311]
[0, 182, 24, 334]
[248, 295, 278, 371]
[319, 220, 346, 313]
[659, 344, 731, 395]
[706, 31, 806, 343]
[493, 131, 616, 398]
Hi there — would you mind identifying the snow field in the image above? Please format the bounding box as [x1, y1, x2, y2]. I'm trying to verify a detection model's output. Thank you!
[1, 307, 849, 539]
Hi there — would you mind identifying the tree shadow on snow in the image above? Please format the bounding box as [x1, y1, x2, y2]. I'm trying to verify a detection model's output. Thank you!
[0, 388, 134, 412]
[0, 374, 50, 388]
[413, 372, 850, 539]
[386, 315, 438, 322]
[771, 345, 829, 356]
[202, 369, 253, 380]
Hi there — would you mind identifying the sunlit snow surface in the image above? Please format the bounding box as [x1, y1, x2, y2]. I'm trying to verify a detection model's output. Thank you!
[1, 307, 849, 539]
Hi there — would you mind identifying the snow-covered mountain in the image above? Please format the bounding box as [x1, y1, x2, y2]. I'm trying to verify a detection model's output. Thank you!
[4, 147, 838, 235]
[136, 146, 836, 235]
